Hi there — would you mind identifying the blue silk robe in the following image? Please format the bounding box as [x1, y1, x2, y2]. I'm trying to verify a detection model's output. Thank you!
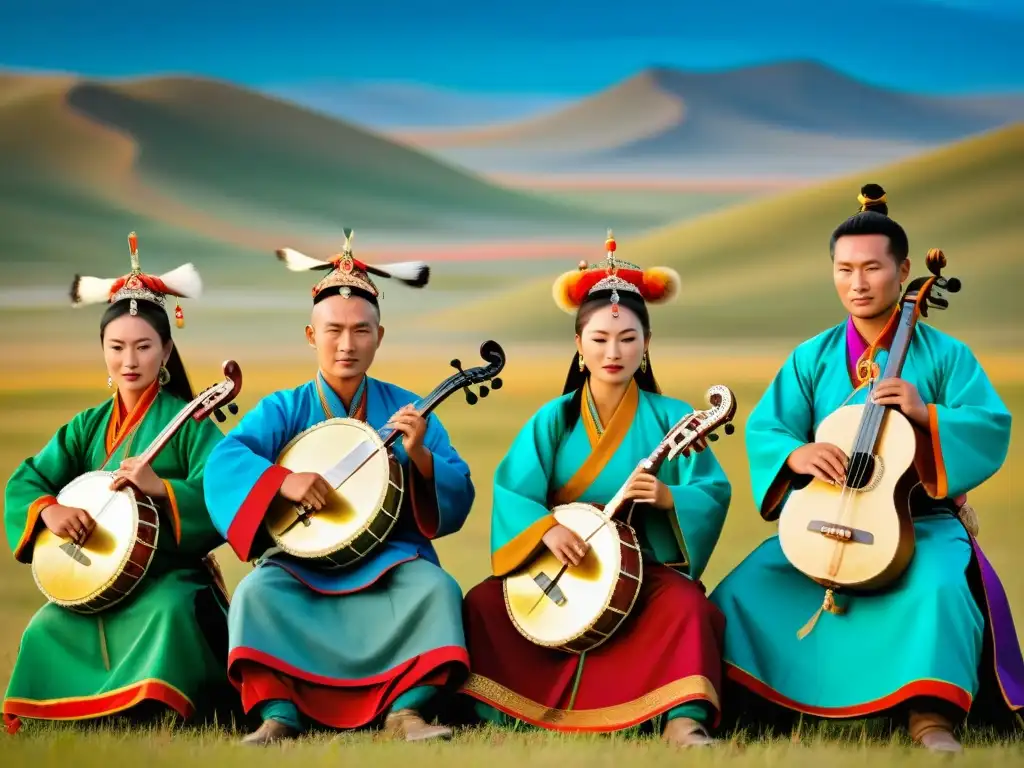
[709, 319, 1024, 722]
[203, 373, 475, 729]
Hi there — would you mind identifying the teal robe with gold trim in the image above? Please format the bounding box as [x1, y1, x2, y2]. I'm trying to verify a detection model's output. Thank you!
[709, 319, 1023, 723]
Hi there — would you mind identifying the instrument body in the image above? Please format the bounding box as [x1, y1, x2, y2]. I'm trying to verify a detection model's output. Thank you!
[30, 361, 243, 614]
[265, 419, 405, 568]
[264, 341, 506, 569]
[778, 252, 961, 591]
[33, 471, 161, 614]
[504, 385, 738, 654]
[777, 403, 918, 590]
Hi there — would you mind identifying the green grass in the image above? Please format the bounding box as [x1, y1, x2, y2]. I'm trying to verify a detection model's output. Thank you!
[424, 123, 1024, 350]
[2, 720, 1022, 766]
[0, 352, 1021, 762]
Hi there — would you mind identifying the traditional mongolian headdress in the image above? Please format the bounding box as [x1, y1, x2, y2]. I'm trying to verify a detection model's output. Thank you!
[276, 228, 430, 306]
[552, 230, 681, 316]
[70, 231, 202, 326]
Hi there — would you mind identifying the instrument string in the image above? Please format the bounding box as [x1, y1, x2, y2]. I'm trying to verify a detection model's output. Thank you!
[66, 389, 209, 558]
[829, 334, 909, 577]
[824, 373, 882, 577]
[527, 416, 707, 613]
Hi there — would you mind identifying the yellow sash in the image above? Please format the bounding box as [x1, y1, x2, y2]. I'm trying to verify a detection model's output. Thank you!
[550, 379, 638, 506]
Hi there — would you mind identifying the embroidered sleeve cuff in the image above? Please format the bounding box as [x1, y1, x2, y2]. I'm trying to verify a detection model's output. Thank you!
[913, 404, 948, 499]
[14, 495, 57, 563]
[161, 480, 182, 545]
[491, 514, 558, 577]
[226, 464, 292, 561]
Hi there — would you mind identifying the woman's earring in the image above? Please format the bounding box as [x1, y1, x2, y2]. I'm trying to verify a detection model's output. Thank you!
[158, 365, 171, 386]
[578, 353, 585, 373]
[107, 376, 113, 389]
[640, 352, 647, 373]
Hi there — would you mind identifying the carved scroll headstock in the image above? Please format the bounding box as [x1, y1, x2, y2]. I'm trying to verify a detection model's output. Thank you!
[193, 360, 244, 423]
[664, 384, 738, 462]
[901, 249, 962, 319]
[443, 340, 506, 407]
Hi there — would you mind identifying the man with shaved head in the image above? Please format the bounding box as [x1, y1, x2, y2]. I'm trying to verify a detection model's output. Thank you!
[204, 232, 476, 745]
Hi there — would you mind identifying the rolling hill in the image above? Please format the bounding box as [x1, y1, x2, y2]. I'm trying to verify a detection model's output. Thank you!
[394, 61, 1024, 177]
[419, 123, 1024, 350]
[0, 73, 607, 289]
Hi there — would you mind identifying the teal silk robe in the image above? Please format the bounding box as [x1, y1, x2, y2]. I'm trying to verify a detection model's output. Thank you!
[709, 319, 1019, 721]
[3, 385, 232, 731]
[202, 373, 474, 729]
[462, 383, 731, 731]
[489, 386, 732, 581]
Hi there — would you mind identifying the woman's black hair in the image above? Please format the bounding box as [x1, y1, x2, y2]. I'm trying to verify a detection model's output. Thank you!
[829, 183, 909, 262]
[99, 298, 195, 404]
[561, 289, 660, 427]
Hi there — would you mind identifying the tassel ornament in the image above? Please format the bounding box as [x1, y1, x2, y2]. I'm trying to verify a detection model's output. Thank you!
[796, 587, 845, 640]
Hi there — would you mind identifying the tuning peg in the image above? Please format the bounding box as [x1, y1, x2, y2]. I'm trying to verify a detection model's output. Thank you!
[214, 409, 226, 423]
[945, 277, 962, 293]
[450, 358, 464, 373]
[228, 403, 239, 415]
[464, 387, 478, 405]
[724, 423, 735, 435]
[708, 433, 719, 442]
[478, 386, 489, 397]
[491, 377, 503, 390]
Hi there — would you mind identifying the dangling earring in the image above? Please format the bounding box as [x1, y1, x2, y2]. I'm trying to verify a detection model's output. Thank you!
[158, 365, 171, 386]
[640, 352, 647, 374]
[578, 353, 585, 372]
[107, 376, 113, 389]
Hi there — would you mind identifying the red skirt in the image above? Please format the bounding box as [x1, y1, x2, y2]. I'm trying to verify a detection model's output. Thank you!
[460, 563, 725, 732]
[232, 651, 462, 729]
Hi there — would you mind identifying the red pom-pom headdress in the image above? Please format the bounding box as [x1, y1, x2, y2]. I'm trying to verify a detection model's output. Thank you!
[276, 228, 430, 306]
[70, 231, 201, 328]
[553, 230, 680, 316]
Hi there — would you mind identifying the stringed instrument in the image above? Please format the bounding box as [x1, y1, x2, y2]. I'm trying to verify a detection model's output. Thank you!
[504, 385, 737, 654]
[31, 360, 244, 614]
[264, 340, 506, 569]
[778, 251, 961, 591]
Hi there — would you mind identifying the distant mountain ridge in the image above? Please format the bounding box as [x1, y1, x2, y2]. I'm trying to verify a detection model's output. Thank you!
[391, 60, 1024, 177]
[264, 80, 571, 129]
[0, 72, 606, 287]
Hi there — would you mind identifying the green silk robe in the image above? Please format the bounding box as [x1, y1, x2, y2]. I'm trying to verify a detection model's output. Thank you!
[2, 385, 235, 731]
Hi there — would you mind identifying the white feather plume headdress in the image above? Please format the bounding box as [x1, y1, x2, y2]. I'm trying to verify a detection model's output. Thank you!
[69, 231, 202, 327]
[275, 228, 429, 304]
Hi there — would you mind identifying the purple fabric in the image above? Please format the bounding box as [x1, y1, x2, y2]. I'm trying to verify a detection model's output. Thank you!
[972, 538, 1024, 709]
[846, 315, 869, 380]
[843, 315, 1024, 712]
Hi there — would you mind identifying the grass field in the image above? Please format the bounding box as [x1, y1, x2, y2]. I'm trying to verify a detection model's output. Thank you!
[0, 349, 1021, 764]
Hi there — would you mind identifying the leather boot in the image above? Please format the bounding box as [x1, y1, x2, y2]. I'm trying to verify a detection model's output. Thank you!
[663, 716, 716, 747]
[384, 708, 453, 742]
[908, 710, 963, 753]
[240, 718, 300, 746]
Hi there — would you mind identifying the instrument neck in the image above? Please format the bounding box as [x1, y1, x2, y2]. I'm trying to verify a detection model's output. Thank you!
[604, 436, 672, 518]
[135, 397, 196, 467]
[853, 298, 918, 456]
[378, 383, 448, 449]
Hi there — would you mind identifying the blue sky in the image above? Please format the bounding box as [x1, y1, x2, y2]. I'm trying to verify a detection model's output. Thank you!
[1, 0, 1021, 96]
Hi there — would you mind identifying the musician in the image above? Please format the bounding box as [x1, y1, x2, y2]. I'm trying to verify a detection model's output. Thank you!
[202, 237, 475, 745]
[709, 185, 1023, 752]
[458, 234, 732, 747]
[3, 240, 233, 732]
